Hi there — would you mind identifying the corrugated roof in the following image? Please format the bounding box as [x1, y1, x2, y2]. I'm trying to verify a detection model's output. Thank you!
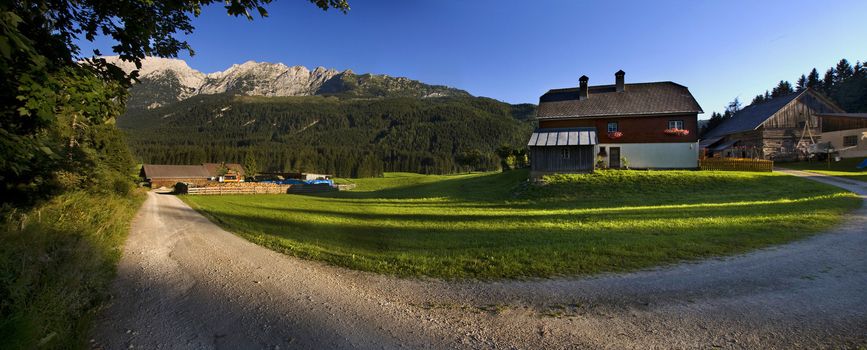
[537, 82, 703, 119]
[141, 164, 212, 179]
[528, 128, 597, 147]
[702, 92, 803, 139]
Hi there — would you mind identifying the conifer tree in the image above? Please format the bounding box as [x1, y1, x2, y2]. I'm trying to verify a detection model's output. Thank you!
[806, 68, 822, 90]
[823, 68, 837, 95]
[796, 74, 807, 91]
[836, 59, 854, 82]
[771, 81, 794, 98]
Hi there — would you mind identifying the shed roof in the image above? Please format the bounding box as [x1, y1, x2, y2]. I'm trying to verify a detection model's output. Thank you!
[528, 128, 598, 147]
[699, 136, 724, 149]
[141, 164, 211, 179]
[537, 82, 703, 119]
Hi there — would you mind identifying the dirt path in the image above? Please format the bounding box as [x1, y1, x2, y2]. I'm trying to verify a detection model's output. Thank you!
[93, 172, 867, 349]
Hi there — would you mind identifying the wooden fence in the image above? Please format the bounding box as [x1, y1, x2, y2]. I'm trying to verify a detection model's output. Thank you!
[699, 157, 774, 172]
[184, 185, 292, 195]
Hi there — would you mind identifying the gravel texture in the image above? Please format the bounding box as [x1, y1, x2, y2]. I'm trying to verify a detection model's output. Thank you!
[93, 170, 867, 349]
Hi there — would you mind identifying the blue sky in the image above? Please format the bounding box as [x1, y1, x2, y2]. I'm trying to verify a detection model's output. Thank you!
[81, 0, 867, 117]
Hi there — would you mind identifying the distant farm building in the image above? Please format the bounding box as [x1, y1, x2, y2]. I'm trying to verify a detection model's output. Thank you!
[701, 89, 844, 160]
[140, 163, 246, 188]
[816, 113, 867, 158]
[531, 70, 703, 176]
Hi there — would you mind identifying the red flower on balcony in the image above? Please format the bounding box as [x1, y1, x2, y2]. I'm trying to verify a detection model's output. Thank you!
[664, 128, 690, 136]
[608, 131, 623, 139]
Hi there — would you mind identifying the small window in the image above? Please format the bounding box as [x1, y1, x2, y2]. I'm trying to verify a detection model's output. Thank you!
[607, 122, 618, 132]
[843, 135, 858, 147]
[561, 148, 570, 159]
[668, 120, 684, 129]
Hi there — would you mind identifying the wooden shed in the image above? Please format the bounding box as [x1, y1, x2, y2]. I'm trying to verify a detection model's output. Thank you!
[528, 127, 597, 177]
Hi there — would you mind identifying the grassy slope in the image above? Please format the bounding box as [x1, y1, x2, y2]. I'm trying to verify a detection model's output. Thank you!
[183, 170, 861, 279]
[0, 191, 144, 349]
[778, 158, 867, 182]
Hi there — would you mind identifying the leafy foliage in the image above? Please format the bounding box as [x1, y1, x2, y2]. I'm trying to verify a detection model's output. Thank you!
[1, 0, 346, 348]
[119, 94, 535, 177]
[1, 0, 348, 207]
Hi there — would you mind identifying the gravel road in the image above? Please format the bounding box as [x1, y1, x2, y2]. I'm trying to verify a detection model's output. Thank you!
[93, 170, 867, 349]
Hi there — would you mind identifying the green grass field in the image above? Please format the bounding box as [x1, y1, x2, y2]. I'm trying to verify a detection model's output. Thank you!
[778, 157, 867, 182]
[183, 170, 861, 279]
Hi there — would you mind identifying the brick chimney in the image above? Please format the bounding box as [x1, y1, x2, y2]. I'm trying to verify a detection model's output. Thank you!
[615, 70, 625, 92]
[579, 75, 589, 100]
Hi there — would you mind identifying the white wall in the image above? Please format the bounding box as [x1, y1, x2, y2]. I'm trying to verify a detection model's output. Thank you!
[821, 128, 867, 158]
[598, 142, 699, 169]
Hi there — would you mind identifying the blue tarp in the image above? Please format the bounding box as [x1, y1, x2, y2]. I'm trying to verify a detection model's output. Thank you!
[857, 158, 867, 170]
[256, 179, 333, 186]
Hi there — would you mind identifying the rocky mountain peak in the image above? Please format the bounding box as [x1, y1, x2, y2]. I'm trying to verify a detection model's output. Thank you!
[104, 56, 470, 111]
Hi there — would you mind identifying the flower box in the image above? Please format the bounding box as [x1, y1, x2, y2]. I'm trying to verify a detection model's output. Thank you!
[663, 128, 689, 136]
[608, 131, 623, 139]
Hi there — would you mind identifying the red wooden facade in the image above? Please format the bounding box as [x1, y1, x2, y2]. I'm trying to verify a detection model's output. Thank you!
[538, 113, 699, 144]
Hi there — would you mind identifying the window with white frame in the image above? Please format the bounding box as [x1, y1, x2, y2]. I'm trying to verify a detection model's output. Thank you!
[668, 120, 684, 129]
[607, 122, 618, 132]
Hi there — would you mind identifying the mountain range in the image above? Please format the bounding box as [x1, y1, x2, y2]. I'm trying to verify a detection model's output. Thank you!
[104, 56, 471, 111]
[112, 57, 535, 177]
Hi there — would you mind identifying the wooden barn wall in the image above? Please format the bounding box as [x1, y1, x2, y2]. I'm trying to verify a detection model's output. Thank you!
[759, 94, 839, 160]
[717, 130, 764, 158]
[822, 116, 867, 132]
[530, 146, 594, 172]
[762, 93, 837, 129]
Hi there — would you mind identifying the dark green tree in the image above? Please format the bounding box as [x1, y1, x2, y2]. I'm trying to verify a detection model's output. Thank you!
[770, 80, 794, 98]
[806, 68, 822, 90]
[796, 74, 807, 91]
[243, 148, 260, 178]
[835, 59, 854, 83]
[822, 68, 837, 95]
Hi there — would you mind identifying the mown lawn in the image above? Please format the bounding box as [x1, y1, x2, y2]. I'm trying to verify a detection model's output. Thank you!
[778, 158, 867, 182]
[183, 170, 861, 279]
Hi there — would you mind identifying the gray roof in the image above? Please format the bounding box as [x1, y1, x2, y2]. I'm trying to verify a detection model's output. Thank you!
[537, 82, 703, 119]
[702, 92, 803, 139]
[699, 136, 723, 148]
[528, 128, 597, 147]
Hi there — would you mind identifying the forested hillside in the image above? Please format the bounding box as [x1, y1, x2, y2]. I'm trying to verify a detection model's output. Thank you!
[120, 94, 535, 177]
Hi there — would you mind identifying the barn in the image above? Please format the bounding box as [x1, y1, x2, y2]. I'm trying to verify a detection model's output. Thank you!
[701, 89, 844, 160]
[140, 163, 247, 188]
[139, 164, 212, 188]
